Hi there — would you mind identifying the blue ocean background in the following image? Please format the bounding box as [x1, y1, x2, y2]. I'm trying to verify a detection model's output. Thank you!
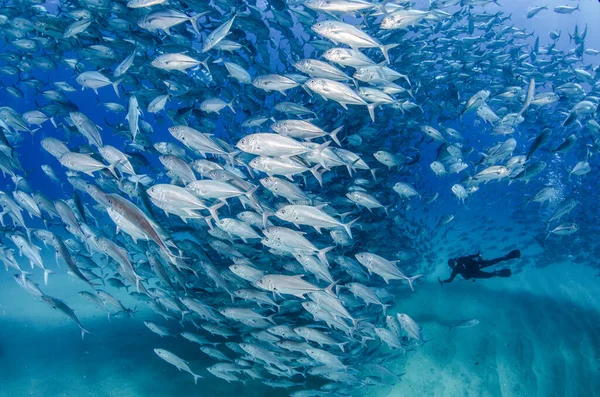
[1, 0, 599, 396]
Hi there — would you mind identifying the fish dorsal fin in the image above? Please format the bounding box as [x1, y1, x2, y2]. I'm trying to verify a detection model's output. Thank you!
[314, 202, 329, 210]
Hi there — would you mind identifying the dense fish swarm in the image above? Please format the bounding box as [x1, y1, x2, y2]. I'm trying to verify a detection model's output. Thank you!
[0, 0, 598, 395]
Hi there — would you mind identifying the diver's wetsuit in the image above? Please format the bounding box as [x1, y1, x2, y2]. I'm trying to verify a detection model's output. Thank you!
[439, 250, 520, 285]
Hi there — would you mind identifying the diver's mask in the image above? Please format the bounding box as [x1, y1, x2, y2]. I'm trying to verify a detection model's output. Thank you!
[448, 258, 457, 269]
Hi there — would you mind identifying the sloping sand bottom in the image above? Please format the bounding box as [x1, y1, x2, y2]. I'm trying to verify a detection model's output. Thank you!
[1, 261, 599, 397]
[0, 268, 291, 397]
[375, 264, 600, 397]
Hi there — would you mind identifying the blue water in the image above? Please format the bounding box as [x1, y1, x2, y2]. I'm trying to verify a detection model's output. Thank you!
[1, 0, 600, 396]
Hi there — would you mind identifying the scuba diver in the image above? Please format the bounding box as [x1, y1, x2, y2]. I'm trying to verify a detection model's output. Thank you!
[438, 249, 521, 285]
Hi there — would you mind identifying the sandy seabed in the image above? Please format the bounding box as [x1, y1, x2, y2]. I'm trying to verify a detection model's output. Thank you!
[0, 258, 598, 397]
[383, 263, 600, 397]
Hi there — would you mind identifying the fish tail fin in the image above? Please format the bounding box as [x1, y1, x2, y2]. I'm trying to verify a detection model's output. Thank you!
[381, 43, 398, 64]
[43, 269, 54, 286]
[262, 210, 271, 229]
[162, 246, 181, 266]
[181, 310, 191, 324]
[309, 164, 323, 187]
[111, 78, 123, 97]
[190, 11, 208, 35]
[370, 167, 379, 181]
[317, 246, 335, 267]
[244, 185, 259, 203]
[406, 274, 423, 292]
[127, 305, 138, 318]
[382, 303, 390, 316]
[81, 327, 91, 340]
[324, 280, 339, 297]
[337, 342, 348, 353]
[343, 216, 360, 240]
[359, 334, 376, 347]
[366, 103, 376, 122]
[200, 55, 211, 74]
[302, 83, 313, 96]
[313, 140, 331, 168]
[226, 150, 239, 168]
[374, 1, 390, 15]
[227, 99, 236, 114]
[337, 210, 353, 222]
[107, 160, 122, 179]
[401, 73, 411, 87]
[134, 273, 144, 293]
[345, 158, 357, 177]
[208, 200, 225, 222]
[383, 204, 391, 217]
[329, 126, 343, 146]
[351, 317, 367, 333]
[192, 373, 203, 385]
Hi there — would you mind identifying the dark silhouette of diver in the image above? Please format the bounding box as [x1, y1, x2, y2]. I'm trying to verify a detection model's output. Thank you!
[438, 250, 521, 285]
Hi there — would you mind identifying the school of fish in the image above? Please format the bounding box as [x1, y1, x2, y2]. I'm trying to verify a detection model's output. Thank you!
[0, 0, 598, 395]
